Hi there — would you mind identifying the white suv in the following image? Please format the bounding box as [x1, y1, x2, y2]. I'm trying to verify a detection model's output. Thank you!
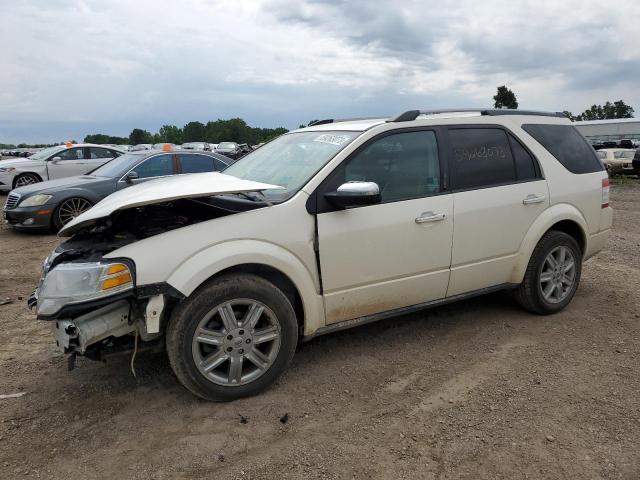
[32, 109, 612, 401]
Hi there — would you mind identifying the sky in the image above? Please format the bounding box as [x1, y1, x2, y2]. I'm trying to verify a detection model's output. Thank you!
[1, 0, 639, 144]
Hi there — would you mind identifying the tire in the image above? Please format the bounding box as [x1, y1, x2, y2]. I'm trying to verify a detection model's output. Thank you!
[52, 197, 93, 231]
[166, 273, 298, 401]
[13, 173, 41, 188]
[515, 231, 582, 315]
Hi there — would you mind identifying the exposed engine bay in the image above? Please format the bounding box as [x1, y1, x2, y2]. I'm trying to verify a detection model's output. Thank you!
[49, 194, 266, 268]
[40, 194, 267, 366]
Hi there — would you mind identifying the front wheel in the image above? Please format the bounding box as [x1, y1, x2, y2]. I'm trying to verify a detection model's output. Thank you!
[515, 231, 582, 314]
[166, 274, 298, 401]
[13, 173, 40, 188]
[53, 197, 93, 231]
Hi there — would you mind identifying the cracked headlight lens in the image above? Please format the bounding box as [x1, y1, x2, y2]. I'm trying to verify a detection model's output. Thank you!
[37, 261, 134, 316]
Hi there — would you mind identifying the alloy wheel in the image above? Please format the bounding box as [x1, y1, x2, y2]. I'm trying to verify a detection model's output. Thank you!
[57, 198, 92, 225]
[15, 174, 39, 187]
[191, 299, 282, 386]
[539, 246, 576, 304]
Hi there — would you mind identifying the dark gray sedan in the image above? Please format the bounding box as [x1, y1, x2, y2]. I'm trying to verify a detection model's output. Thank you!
[3, 150, 232, 232]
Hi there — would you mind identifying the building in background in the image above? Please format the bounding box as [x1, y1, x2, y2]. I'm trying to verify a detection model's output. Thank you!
[574, 118, 640, 145]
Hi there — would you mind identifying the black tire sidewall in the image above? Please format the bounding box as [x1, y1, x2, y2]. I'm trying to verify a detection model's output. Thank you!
[530, 232, 582, 313]
[167, 274, 298, 401]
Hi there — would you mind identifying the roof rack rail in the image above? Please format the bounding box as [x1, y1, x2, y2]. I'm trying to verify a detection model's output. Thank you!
[391, 109, 565, 122]
[305, 116, 387, 127]
[307, 119, 334, 126]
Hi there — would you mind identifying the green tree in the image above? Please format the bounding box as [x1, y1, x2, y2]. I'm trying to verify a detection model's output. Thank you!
[493, 85, 518, 109]
[182, 121, 206, 142]
[129, 128, 153, 144]
[573, 100, 634, 121]
[158, 125, 183, 144]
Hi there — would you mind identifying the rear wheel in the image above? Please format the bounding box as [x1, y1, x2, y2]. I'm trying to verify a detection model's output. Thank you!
[166, 274, 298, 401]
[516, 231, 582, 314]
[53, 197, 93, 231]
[13, 173, 40, 188]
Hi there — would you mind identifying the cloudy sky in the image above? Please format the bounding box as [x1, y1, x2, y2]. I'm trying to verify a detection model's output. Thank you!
[1, 0, 639, 143]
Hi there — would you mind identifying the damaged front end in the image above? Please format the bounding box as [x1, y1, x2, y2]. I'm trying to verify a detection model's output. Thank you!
[33, 173, 282, 366]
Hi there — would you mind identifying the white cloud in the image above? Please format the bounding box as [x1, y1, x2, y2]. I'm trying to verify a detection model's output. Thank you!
[1, 0, 638, 142]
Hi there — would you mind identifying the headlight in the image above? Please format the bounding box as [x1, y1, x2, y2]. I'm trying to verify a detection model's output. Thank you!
[37, 261, 134, 316]
[0, 167, 16, 173]
[18, 194, 53, 207]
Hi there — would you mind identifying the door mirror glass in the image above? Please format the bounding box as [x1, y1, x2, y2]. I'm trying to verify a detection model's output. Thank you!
[325, 181, 381, 208]
[125, 171, 139, 183]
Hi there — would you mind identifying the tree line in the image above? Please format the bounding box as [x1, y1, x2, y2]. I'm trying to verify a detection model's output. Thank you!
[84, 118, 289, 146]
[493, 85, 634, 121]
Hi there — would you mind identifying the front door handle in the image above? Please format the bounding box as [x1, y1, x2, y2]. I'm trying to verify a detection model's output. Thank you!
[415, 212, 446, 224]
[522, 194, 546, 205]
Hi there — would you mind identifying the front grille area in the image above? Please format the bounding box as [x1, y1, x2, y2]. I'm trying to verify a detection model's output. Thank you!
[4, 192, 20, 210]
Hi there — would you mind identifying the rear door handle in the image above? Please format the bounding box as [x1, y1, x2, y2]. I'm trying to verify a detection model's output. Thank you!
[415, 212, 446, 224]
[522, 194, 546, 205]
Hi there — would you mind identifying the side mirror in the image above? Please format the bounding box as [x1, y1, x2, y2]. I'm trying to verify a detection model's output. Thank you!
[50, 156, 62, 164]
[125, 171, 139, 183]
[324, 181, 381, 208]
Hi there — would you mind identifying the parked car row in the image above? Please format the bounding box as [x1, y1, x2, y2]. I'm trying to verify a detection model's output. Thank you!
[595, 148, 639, 175]
[591, 139, 639, 150]
[3, 147, 232, 231]
[17, 109, 612, 402]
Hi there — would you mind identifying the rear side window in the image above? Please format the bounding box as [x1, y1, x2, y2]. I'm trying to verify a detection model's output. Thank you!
[522, 124, 603, 174]
[508, 134, 538, 180]
[180, 154, 215, 173]
[448, 128, 515, 189]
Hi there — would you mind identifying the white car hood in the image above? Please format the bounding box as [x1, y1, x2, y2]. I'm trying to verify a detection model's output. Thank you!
[59, 172, 283, 236]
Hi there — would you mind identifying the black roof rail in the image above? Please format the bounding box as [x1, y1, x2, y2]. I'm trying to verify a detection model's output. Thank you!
[307, 119, 334, 126]
[306, 117, 386, 127]
[390, 108, 566, 122]
[391, 110, 421, 122]
[481, 109, 565, 117]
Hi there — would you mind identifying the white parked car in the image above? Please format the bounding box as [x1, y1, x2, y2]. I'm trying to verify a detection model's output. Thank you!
[596, 148, 637, 174]
[32, 109, 612, 401]
[0, 144, 124, 191]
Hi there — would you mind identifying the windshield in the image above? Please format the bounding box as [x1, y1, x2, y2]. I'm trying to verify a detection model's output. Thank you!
[614, 150, 635, 159]
[217, 142, 236, 149]
[29, 145, 64, 161]
[223, 131, 360, 201]
[90, 153, 145, 178]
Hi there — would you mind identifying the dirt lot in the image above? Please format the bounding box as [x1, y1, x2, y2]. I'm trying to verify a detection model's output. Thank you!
[0, 182, 639, 480]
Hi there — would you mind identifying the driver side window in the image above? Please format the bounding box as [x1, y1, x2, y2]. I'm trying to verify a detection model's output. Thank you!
[340, 130, 441, 203]
[54, 148, 84, 161]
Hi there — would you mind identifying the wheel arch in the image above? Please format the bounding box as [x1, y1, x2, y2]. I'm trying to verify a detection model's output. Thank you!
[12, 171, 43, 188]
[164, 240, 325, 336]
[511, 205, 588, 284]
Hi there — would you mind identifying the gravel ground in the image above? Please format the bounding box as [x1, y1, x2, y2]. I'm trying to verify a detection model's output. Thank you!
[0, 181, 639, 479]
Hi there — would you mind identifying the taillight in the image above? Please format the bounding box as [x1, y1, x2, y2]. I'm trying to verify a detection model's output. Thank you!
[602, 177, 610, 208]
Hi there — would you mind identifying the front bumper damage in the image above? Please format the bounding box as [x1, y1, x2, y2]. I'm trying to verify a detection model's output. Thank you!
[53, 300, 133, 354]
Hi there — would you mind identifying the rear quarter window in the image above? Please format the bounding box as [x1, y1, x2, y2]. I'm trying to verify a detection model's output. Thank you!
[522, 124, 603, 174]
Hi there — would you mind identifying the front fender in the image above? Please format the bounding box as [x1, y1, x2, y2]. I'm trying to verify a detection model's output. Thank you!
[510, 204, 588, 284]
[166, 239, 325, 336]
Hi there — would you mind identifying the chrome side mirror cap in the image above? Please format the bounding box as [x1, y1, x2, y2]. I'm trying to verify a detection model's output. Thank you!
[325, 181, 381, 208]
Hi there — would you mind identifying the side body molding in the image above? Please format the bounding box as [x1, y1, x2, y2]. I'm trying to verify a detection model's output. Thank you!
[510, 203, 588, 284]
[165, 239, 325, 336]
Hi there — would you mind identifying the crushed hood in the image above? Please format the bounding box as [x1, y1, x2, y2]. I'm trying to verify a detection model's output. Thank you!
[59, 172, 283, 236]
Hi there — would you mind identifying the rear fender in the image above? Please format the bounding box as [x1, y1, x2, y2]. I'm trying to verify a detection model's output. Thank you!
[510, 204, 588, 284]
